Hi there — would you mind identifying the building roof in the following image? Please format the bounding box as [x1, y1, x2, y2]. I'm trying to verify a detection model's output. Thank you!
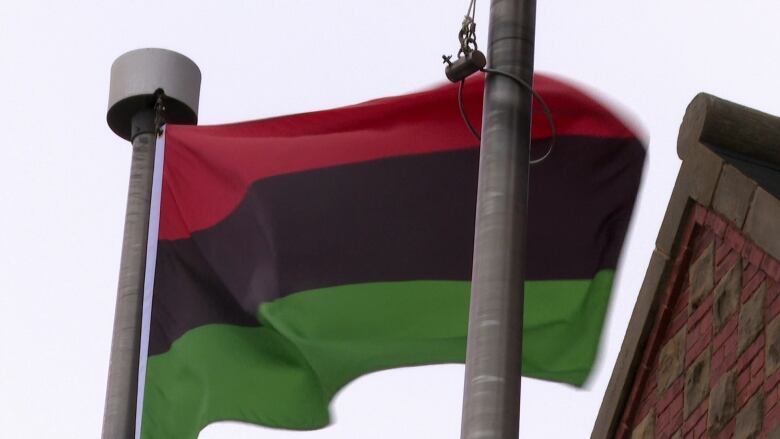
[592, 93, 780, 439]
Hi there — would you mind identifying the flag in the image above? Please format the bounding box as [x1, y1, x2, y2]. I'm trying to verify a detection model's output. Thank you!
[137, 73, 645, 438]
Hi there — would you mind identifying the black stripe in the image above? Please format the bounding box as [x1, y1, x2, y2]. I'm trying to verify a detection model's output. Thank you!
[150, 136, 644, 355]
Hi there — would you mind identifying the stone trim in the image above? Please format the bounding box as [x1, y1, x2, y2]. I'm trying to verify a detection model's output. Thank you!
[655, 144, 722, 257]
[744, 187, 780, 262]
[592, 93, 780, 439]
[713, 164, 758, 229]
[592, 251, 671, 439]
[676, 93, 780, 167]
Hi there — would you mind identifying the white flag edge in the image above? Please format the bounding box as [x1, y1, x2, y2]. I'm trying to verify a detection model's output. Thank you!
[134, 128, 165, 439]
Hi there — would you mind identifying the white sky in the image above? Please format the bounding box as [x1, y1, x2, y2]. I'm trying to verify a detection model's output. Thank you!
[1, 1, 780, 438]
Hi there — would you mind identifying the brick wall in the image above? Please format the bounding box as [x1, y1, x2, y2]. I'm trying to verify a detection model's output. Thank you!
[615, 204, 780, 439]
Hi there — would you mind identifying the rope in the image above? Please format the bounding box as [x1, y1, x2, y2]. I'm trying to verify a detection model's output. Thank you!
[153, 90, 166, 136]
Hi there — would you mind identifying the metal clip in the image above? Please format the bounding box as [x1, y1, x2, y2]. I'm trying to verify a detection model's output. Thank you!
[443, 50, 486, 83]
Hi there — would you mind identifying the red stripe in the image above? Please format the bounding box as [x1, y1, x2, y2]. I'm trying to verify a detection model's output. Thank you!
[160, 73, 639, 240]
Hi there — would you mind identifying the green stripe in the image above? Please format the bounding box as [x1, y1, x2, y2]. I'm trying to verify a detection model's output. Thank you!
[142, 270, 614, 438]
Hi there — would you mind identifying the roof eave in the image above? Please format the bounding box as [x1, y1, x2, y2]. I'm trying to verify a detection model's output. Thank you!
[592, 93, 780, 439]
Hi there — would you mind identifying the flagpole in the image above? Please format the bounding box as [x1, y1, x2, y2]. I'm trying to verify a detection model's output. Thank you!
[103, 48, 200, 439]
[460, 0, 536, 438]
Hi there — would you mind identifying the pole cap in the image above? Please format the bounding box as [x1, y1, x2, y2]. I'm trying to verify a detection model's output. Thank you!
[107, 48, 201, 140]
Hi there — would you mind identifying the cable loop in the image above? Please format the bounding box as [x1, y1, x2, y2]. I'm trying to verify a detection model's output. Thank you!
[457, 70, 557, 165]
[458, 80, 482, 141]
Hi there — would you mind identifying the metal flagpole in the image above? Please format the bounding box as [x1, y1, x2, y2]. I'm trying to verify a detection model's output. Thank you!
[103, 48, 200, 439]
[460, 0, 536, 438]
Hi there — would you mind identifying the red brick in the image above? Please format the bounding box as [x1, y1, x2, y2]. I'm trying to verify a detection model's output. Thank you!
[659, 426, 678, 439]
[684, 418, 696, 434]
[674, 288, 691, 311]
[693, 204, 708, 225]
[739, 376, 763, 407]
[763, 255, 780, 283]
[706, 210, 728, 236]
[693, 411, 708, 438]
[646, 370, 658, 390]
[658, 378, 684, 411]
[738, 368, 751, 391]
[673, 285, 690, 312]
[620, 384, 643, 426]
[713, 317, 738, 350]
[768, 279, 780, 305]
[741, 240, 753, 258]
[711, 348, 726, 383]
[766, 385, 779, 411]
[680, 277, 691, 296]
[743, 262, 760, 287]
[715, 251, 739, 283]
[711, 344, 724, 364]
[698, 312, 713, 339]
[687, 339, 709, 367]
[750, 349, 765, 377]
[768, 293, 780, 322]
[723, 333, 738, 368]
[747, 376, 763, 399]
[699, 308, 713, 329]
[669, 306, 688, 336]
[638, 388, 652, 408]
[737, 335, 765, 373]
[611, 211, 729, 438]
[672, 410, 684, 432]
[767, 369, 780, 392]
[654, 301, 677, 337]
[687, 326, 701, 348]
[629, 365, 655, 411]
[652, 302, 673, 332]
[615, 422, 629, 439]
[669, 392, 684, 417]
[658, 407, 670, 429]
[692, 231, 716, 261]
[743, 270, 767, 302]
[746, 243, 765, 268]
[689, 294, 714, 327]
[684, 400, 708, 433]
[724, 226, 746, 253]
[638, 401, 653, 421]
[654, 309, 669, 339]
[677, 220, 698, 252]
[715, 240, 731, 266]
[678, 236, 695, 254]
[713, 419, 735, 439]
[766, 401, 780, 433]
[671, 244, 691, 274]
[659, 404, 683, 435]
[751, 334, 765, 358]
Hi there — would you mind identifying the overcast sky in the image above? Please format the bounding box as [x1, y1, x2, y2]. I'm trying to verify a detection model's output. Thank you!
[2, 1, 780, 438]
